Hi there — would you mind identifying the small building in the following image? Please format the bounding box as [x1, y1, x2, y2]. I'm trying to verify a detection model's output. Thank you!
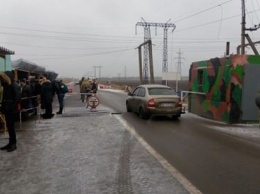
[0, 46, 15, 71]
[189, 54, 260, 123]
[12, 58, 46, 80]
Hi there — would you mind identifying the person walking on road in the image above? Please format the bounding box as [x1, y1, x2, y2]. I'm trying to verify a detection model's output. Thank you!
[90, 78, 98, 94]
[79, 76, 85, 101]
[85, 78, 98, 108]
[0, 71, 21, 152]
[80, 77, 91, 102]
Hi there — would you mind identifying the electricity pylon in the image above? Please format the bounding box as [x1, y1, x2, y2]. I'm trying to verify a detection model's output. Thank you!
[175, 49, 185, 92]
[136, 18, 151, 84]
[136, 18, 176, 83]
[93, 66, 102, 79]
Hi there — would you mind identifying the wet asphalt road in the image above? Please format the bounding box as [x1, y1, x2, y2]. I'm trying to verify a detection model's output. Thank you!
[98, 89, 260, 194]
[0, 92, 191, 194]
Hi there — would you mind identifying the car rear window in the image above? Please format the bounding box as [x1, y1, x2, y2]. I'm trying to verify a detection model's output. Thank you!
[148, 88, 177, 95]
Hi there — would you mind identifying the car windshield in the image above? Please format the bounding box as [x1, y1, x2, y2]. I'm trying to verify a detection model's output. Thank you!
[148, 88, 177, 95]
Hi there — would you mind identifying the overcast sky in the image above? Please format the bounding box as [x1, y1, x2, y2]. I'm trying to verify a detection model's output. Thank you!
[0, 0, 259, 79]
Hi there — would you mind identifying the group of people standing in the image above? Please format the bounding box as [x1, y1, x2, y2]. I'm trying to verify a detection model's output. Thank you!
[19, 74, 67, 119]
[0, 71, 68, 152]
[79, 77, 98, 104]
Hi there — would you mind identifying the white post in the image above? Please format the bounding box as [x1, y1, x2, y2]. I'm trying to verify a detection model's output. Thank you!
[176, 79, 178, 92]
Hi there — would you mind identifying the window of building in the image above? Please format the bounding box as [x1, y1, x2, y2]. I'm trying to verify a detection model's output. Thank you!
[198, 69, 203, 85]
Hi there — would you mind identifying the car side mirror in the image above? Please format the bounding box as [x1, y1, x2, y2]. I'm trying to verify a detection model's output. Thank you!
[128, 92, 133, 96]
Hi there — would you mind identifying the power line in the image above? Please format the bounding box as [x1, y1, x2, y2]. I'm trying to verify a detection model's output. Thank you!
[175, 13, 241, 33]
[0, 31, 142, 43]
[256, 0, 260, 10]
[0, 25, 135, 39]
[174, 0, 233, 23]
[27, 48, 134, 61]
[156, 9, 260, 34]
[2, 10, 259, 44]
[217, 5, 224, 39]
[251, 0, 260, 23]
[0, 41, 133, 50]
[1, 41, 134, 50]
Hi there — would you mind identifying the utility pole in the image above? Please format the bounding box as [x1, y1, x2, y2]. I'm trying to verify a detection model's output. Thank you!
[137, 40, 155, 84]
[98, 66, 102, 80]
[124, 66, 127, 80]
[240, 0, 260, 54]
[241, 0, 246, 54]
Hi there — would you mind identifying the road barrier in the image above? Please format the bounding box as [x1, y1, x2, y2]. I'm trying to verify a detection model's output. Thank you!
[19, 95, 41, 130]
[5, 92, 101, 131]
[180, 91, 206, 113]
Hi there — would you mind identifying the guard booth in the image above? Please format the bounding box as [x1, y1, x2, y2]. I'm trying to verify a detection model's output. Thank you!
[189, 54, 260, 123]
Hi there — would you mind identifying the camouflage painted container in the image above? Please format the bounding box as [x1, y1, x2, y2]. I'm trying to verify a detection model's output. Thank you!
[189, 55, 260, 123]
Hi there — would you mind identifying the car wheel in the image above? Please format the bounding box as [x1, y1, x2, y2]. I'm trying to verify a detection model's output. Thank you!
[126, 102, 131, 112]
[139, 107, 149, 119]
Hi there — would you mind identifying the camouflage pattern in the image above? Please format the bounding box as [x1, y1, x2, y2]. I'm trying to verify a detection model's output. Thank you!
[189, 55, 260, 123]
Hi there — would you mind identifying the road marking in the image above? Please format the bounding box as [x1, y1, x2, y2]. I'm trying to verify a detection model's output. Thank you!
[114, 115, 203, 194]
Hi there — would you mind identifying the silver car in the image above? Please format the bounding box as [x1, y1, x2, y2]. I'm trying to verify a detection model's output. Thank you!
[126, 84, 183, 119]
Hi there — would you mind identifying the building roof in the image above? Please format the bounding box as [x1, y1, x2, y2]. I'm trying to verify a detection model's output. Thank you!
[12, 58, 58, 81]
[0, 46, 15, 55]
[12, 58, 45, 72]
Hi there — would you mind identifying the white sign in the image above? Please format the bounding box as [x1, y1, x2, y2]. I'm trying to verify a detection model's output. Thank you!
[162, 72, 181, 81]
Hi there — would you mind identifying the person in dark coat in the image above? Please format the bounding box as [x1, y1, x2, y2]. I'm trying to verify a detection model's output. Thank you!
[0, 71, 21, 152]
[53, 79, 66, 114]
[90, 79, 98, 94]
[40, 74, 54, 119]
[20, 78, 31, 120]
[28, 75, 41, 115]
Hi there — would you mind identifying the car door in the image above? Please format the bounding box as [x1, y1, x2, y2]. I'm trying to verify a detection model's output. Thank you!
[136, 87, 146, 110]
[129, 87, 140, 112]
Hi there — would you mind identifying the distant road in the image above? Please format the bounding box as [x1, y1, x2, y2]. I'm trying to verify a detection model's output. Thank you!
[101, 79, 189, 92]
[98, 89, 260, 194]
